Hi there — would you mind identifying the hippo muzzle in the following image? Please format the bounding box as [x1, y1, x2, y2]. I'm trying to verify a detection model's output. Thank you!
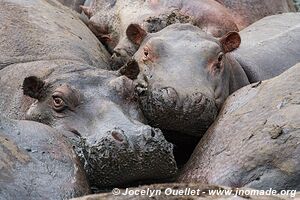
[135, 83, 219, 137]
[77, 125, 177, 188]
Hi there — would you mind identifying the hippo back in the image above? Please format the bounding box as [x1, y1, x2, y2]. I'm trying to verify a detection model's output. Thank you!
[0, 0, 110, 70]
[233, 13, 300, 83]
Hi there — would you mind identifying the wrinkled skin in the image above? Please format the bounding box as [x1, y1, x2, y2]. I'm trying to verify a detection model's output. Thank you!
[0, 0, 110, 70]
[57, 0, 86, 12]
[124, 13, 300, 137]
[0, 61, 177, 188]
[215, 0, 296, 29]
[0, 116, 90, 200]
[71, 183, 299, 200]
[178, 64, 300, 191]
[82, 0, 238, 69]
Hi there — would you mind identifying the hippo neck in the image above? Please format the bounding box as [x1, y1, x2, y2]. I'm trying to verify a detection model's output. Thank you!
[226, 54, 250, 94]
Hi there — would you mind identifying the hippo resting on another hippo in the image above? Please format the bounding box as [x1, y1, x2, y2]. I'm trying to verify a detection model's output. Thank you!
[216, 0, 296, 29]
[0, 0, 177, 188]
[178, 63, 300, 191]
[121, 13, 300, 137]
[0, 116, 90, 200]
[81, 0, 239, 69]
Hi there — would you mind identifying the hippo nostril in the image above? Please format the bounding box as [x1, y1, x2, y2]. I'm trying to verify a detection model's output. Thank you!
[112, 51, 121, 58]
[151, 129, 156, 137]
[135, 86, 147, 96]
[111, 131, 124, 142]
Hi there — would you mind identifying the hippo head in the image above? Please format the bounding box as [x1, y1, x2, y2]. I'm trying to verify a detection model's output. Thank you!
[22, 64, 177, 188]
[122, 23, 249, 137]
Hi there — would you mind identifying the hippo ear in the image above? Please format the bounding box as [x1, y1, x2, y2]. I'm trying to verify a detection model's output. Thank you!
[126, 24, 147, 45]
[219, 31, 241, 53]
[22, 76, 45, 100]
[118, 59, 140, 80]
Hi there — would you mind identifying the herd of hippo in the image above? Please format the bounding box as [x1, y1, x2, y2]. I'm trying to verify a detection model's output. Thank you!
[0, 0, 299, 199]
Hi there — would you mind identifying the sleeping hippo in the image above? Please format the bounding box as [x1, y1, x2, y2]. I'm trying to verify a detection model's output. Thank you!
[0, 0, 177, 188]
[121, 13, 300, 137]
[178, 64, 300, 191]
[81, 0, 239, 69]
[0, 116, 90, 199]
[216, 0, 296, 29]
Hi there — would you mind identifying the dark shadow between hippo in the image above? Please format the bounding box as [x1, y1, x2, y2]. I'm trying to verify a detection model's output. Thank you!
[20, 64, 177, 189]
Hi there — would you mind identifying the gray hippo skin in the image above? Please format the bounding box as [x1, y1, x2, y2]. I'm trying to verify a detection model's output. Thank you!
[0, 61, 177, 188]
[57, 0, 86, 12]
[178, 64, 300, 191]
[81, 0, 239, 69]
[71, 183, 299, 200]
[0, 0, 177, 189]
[0, 116, 90, 200]
[0, 0, 110, 71]
[123, 13, 300, 137]
[215, 0, 296, 29]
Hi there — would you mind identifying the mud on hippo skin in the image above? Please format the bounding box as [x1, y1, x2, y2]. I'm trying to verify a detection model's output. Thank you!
[81, 0, 238, 69]
[0, 116, 90, 200]
[178, 64, 300, 191]
[0, 0, 110, 70]
[0, 61, 177, 188]
[122, 13, 300, 137]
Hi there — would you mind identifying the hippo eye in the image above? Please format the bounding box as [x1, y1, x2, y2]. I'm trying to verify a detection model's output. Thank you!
[52, 96, 66, 112]
[144, 49, 149, 57]
[218, 52, 224, 62]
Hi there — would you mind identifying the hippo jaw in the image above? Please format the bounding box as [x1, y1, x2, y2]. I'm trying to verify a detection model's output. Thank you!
[135, 84, 219, 137]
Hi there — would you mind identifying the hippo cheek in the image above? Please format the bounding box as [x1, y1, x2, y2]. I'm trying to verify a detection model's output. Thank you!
[138, 88, 218, 137]
[80, 126, 177, 188]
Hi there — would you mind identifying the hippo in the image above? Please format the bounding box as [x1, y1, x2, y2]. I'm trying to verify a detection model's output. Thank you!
[215, 0, 296, 29]
[178, 64, 300, 191]
[81, 0, 239, 69]
[0, 60, 177, 188]
[0, 116, 90, 200]
[57, 0, 86, 12]
[121, 13, 300, 137]
[0, 0, 177, 189]
[0, 0, 110, 71]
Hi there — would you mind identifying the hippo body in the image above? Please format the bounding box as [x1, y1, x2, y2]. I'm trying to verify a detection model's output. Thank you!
[0, 116, 90, 200]
[216, 0, 296, 29]
[82, 0, 239, 69]
[124, 13, 300, 137]
[57, 0, 86, 12]
[0, 0, 177, 189]
[233, 13, 300, 83]
[0, 0, 110, 71]
[178, 64, 300, 191]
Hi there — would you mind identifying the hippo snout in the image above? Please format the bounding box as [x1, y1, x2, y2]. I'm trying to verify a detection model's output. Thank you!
[80, 125, 177, 188]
